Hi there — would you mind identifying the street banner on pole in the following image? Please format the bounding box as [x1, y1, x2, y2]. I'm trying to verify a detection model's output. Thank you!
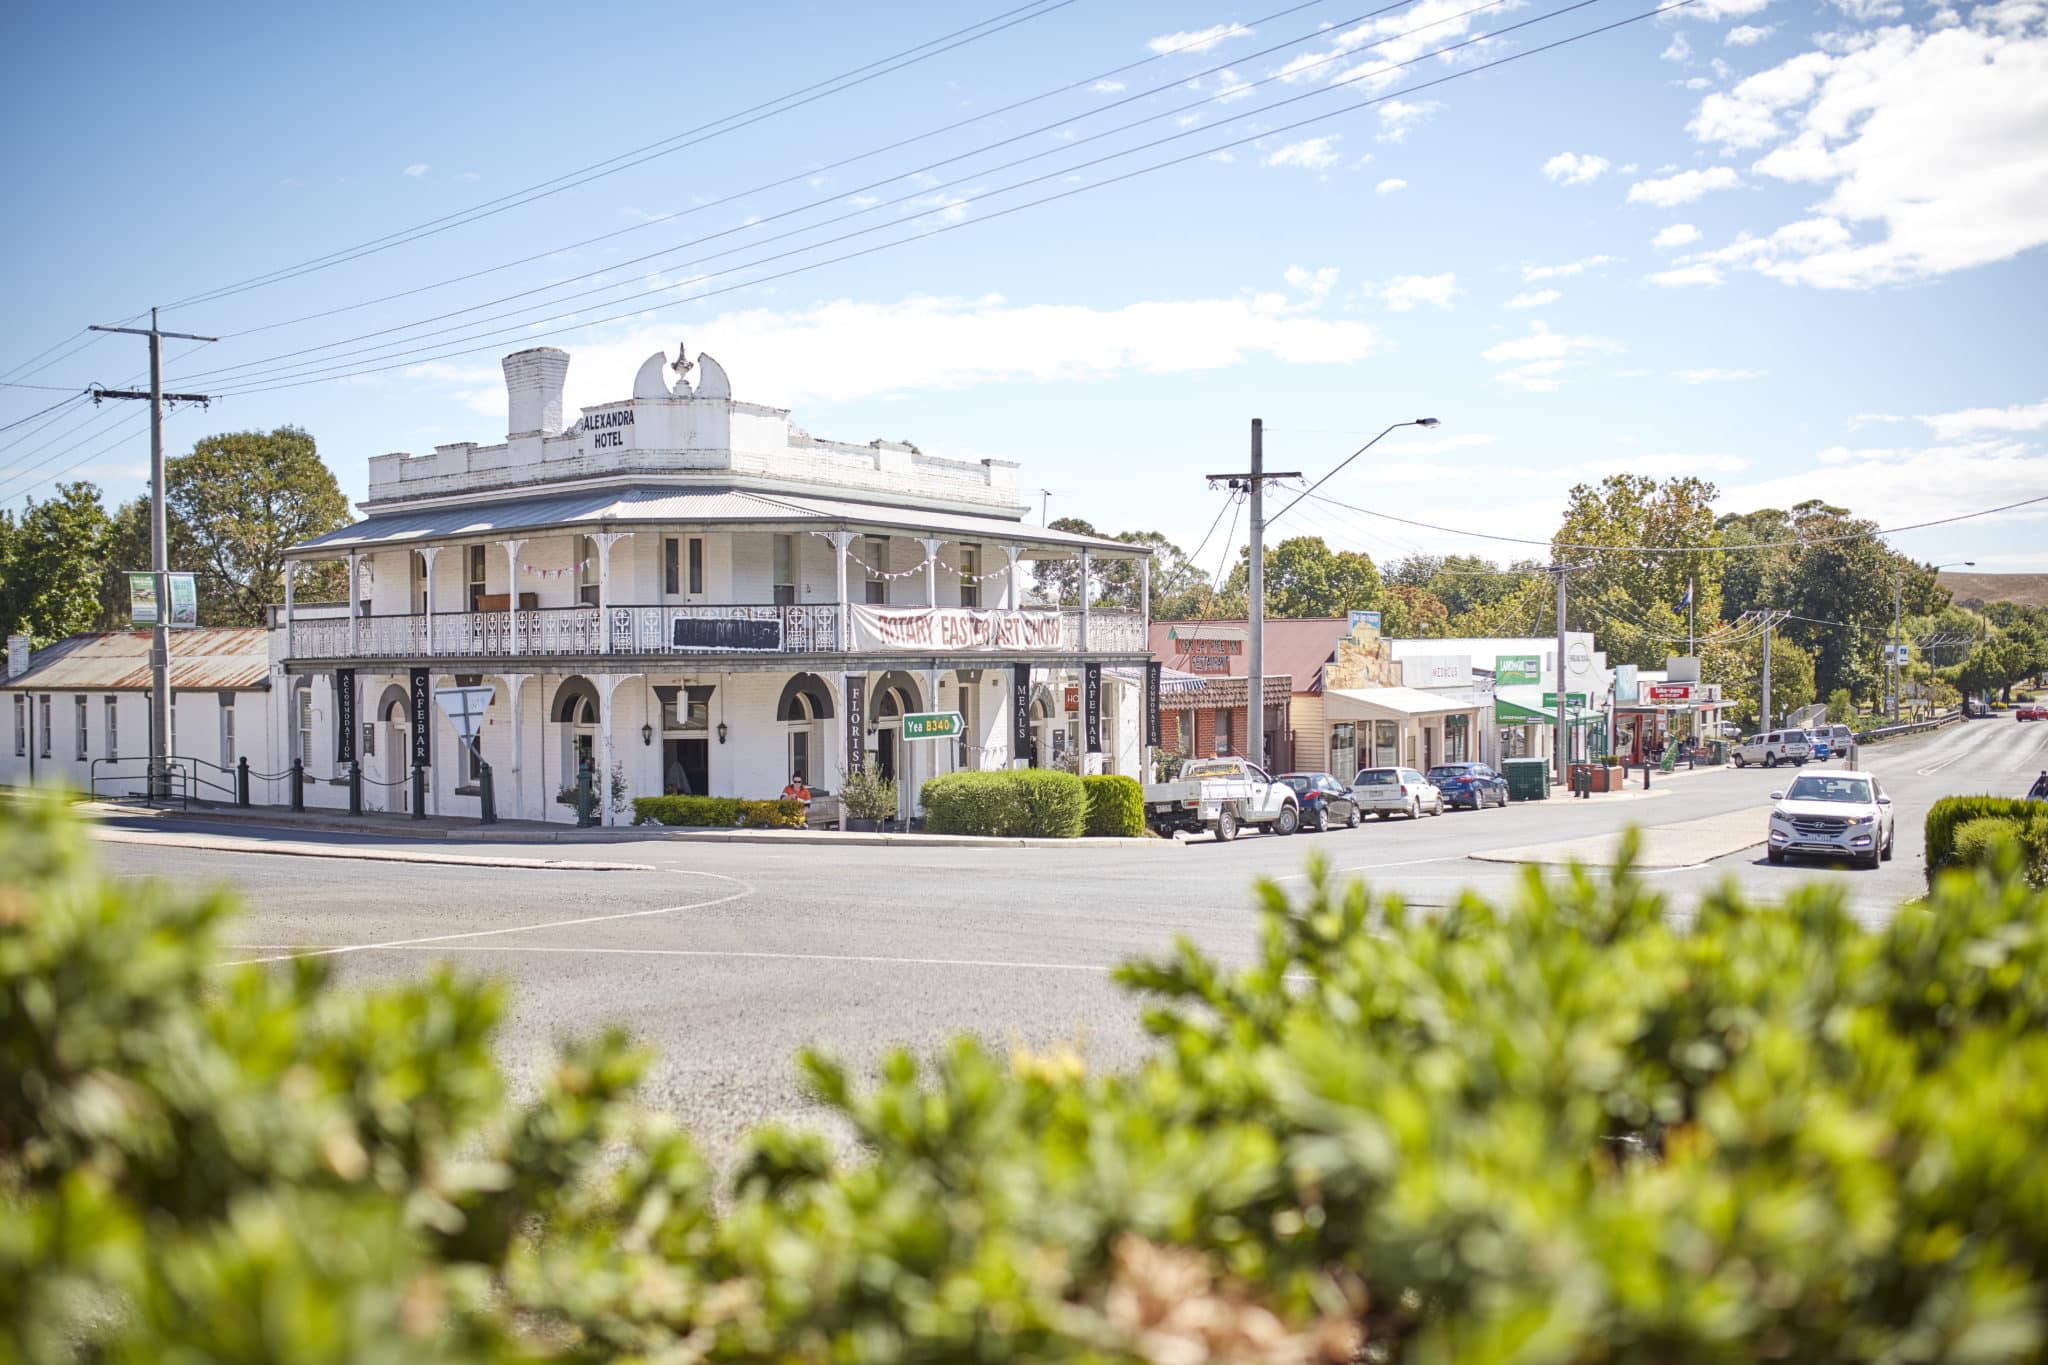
[128, 573, 160, 626]
[1084, 662, 1102, 753]
[6, 635, 28, 680]
[1145, 660, 1162, 748]
[334, 669, 357, 763]
[166, 573, 199, 628]
[844, 674, 866, 772]
[410, 668, 432, 766]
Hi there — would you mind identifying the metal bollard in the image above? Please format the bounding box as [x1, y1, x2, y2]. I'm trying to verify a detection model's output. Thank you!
[348, 761, 363, 817]
[237, 756, 250, 807]
[478, 761, 497, 825]
[290, 759, 304, 812]
[575, 758, 597, 828]
[1642, 757, 1651, 791]
[411, 763, 426, 821]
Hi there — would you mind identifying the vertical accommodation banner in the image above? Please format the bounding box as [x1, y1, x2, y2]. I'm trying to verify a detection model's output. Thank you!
[1144, 661, 1162, 748]
[334, 669, 357, 763]
[1011, 663, 1032, 758]
[844, 674, 866, 772]
[410, 668, 431, 766]
[1084, 663, 1102, 754]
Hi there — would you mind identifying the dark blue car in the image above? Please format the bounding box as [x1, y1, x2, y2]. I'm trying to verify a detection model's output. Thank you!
[1426, 762, 1508, 810]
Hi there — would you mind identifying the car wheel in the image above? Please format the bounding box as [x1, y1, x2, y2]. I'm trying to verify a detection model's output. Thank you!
[1432, 795, 1445, 816]
[1881, 831, 1894, 861]
[1862, 850, 1882, 870]
[1407, 798, 1421, 820]
[1767, 846, 1785, 864]
[1215, 806, 1239, 842]
[1274, 804, 1298, 836]
[1311, 807, 1329, 833]
[1346, 805, 1360, 829]
[1764, 752, 1778, 768]
[1733, 754, 1746, 768]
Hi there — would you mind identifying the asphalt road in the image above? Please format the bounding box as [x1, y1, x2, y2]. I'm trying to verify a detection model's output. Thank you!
[92, 716, 2048, 1166]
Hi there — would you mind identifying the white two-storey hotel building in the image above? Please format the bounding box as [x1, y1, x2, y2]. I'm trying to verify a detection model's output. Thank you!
[276, 346, 1155, 824]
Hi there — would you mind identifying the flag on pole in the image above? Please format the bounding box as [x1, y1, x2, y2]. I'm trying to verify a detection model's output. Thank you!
[1681, 579, 1693, 607]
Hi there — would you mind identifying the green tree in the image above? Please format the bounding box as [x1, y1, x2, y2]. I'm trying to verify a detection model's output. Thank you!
[0, 482, 112, 647]
[1827, 687, 1855, 723]
[1379, 583, 1450, 638]
[1223, 535, 1381, 617]
[1553, 474, 1723, 667]
[1030, 516, 1099, 606]
[166, 426, 350, 627]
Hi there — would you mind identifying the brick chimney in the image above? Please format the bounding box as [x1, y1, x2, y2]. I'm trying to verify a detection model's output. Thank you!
[503, 347, 569, 439]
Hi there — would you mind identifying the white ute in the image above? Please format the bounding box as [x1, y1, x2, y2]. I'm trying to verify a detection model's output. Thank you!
[1142, 757, 1300, 841]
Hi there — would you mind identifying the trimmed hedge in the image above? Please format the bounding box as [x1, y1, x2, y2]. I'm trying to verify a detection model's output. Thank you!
[920, 769, 1087, 838]
[1955, 812, 2048, 888]
[631, 795, 805, 829]
[1924, 794, 2041, 883]
[1081, 774, 1144, 838]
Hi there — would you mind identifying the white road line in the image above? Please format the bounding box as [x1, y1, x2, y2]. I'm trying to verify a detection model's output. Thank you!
[1914, 723, 2004, 777]
[222, 941, 1123, 975]
[1271, 854, 1466, 882]
[221, 873, 754, 966]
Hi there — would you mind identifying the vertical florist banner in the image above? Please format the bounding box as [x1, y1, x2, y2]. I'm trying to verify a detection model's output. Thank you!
[334, 669, 357, 764]
[1011, 663, 1032, 760]
[844, 674, 866, 772]
[410, 668, 432, 767]
[1084, 663, 1102, 754]
[1144, 661, 1162, 749]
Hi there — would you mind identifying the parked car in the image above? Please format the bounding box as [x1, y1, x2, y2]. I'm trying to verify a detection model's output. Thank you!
[1766, 770, 1894, 868]
[1277, 772, 1360, 831]
[1426, 762, 1509, 810]
[1804, 730, 1833, 761]
[2018, 704, 2047, 722]
[1828, 723, 1854, 754]
[1142, 757, 1299, 841]
[1731, 730, 1812, 768]
[1717, 720, 1744, 739]
[1351, 766, 1443, 819]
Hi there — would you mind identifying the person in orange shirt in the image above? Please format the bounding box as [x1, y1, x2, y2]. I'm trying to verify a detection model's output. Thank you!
[781, 772, 811, 805]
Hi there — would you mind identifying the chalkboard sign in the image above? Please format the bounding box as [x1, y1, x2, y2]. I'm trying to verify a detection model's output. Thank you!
[671, 615, 784, 652]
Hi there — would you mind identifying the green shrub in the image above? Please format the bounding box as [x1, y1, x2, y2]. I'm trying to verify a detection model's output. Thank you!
[1924, 794, 2042, 882]
[1081, 773, 1143, 837]
[631, 795, 805, 828]
[920, 769, 1086, 838]
[16, 798, 2048, 1360]
[739, 798, 807, 830]
[1954, 812, 2048, 887]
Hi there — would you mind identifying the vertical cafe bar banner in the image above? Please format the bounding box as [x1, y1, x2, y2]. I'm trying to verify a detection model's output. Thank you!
[844, 674, 866, 772]
[1144, 661, 1162, 749]
[410, 668, 431, 767]
[1011, 662, 1032, 761]
[334, 668, 357, 764]
[1084, 662, 1102, 754]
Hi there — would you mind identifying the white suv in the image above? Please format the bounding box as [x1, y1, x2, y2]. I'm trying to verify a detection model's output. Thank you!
[1766, 770, 1894, 868]
[1732, 730, 1812, 768]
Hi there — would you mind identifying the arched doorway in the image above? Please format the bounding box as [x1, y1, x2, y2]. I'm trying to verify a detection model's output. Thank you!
[1027, 684, 1058, 769]
[777, 673, 834, 786]
[375, 683, 410, 812]
[868, 670, 924, 820]
[553, 677, 601, 800]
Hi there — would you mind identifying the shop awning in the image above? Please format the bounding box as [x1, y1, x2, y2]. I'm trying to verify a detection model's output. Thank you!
[1323, 686, 1481, 721]
[1494, 685, 1601, 725]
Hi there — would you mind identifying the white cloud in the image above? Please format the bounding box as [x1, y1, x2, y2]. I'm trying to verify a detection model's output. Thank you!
[1381, 273, 1459, 311]
[413, 288, 1384, 414]
[1723, 439, 2048, 532]
[1376, 99, 1440, 143]
[1649, 263, 1726, 287]
[1662, 32, 1694, 62]
[1284, 264, 1342, 304]
[1505, 288, 1561, 309]
[1543, 151, 1611, 184]
[1374, 177, 1408, 193]
[1147, 22, 1250, 54]
[1679, 0, 1771, 17]
[1627, 165, 1742, 206]
[1274, 0, 1506, 94]
[1521, 254, 1616, 281]
[1092, 79, 1127, 93]
[1266, 136, 1343, 171]
[1674, 367, 1766, 382]
[402, 163, 430, 178]
[1653, 222, 1704, 248]
[1683, 19, 2048, 289]
[458, 171, 481, 183]
[1482, 321, 1615, 391]
[1389, 431, 1499, 456]
[1913, 399, 2048, 441]
[1827, 0, 1904, 18]
[1726, 23, 1777, 44]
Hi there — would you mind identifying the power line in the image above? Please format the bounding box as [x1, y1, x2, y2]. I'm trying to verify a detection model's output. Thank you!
[0, 380, 88, 393]
[177, 0, 1517, 389]
[0, 392, 87, 437]
[159, 1, 1084, 313]
[196, 0, 1663, 398]
[200, 0, 1351, 349]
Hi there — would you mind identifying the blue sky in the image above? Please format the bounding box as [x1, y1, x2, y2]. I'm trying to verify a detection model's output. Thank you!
[3, 0, 2044, 574]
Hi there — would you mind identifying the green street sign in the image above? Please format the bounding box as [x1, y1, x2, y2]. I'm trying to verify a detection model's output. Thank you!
[1541, 692, 1589, 710]
[901, 711, 964, 740]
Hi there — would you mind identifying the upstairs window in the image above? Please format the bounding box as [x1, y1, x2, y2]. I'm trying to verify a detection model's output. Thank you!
[773, 534, 797, 606]
[467, 545, 488, 611]
[864, 536, 888, 605]
[664, 538, 680, 595]
[577, 536, 600, 607]
[688, 538, 705, 596]
[959, 543, 981, 610]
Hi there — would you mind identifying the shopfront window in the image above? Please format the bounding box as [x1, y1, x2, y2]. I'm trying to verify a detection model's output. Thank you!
[1373, 720, 1398, 767]
[1329, 722, 1356, 780]
[1215, 708, 1233, 756]
[1445, 713, 1470, 762]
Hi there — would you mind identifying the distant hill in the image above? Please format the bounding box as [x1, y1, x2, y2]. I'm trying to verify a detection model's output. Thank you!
[1938, 571, 2048, 610]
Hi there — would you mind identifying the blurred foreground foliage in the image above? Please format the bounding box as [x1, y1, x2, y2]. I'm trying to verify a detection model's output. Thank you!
[6, 796, 2048, 1362]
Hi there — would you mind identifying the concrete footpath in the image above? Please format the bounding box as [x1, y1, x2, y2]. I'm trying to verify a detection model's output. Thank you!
[1471, 805, 1767, 870]
[91, 825, 660, 872]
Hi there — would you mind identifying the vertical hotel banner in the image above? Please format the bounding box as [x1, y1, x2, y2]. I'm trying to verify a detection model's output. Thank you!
[1084, 663, 1102, 754]
[334, 668, 357, 764]
[1011, 663, 1033, 761]
[844, 674, 866, 772]
[1144, 661, 1162, 748]
[410, 668, 432, 767]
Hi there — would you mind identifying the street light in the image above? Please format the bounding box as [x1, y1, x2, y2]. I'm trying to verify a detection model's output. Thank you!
[1892, 559, 1974, 721]
[1267, 418, 1442, 530]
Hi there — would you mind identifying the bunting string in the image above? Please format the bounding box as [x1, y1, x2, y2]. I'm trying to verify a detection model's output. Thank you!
[522, 559, 593, 579]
